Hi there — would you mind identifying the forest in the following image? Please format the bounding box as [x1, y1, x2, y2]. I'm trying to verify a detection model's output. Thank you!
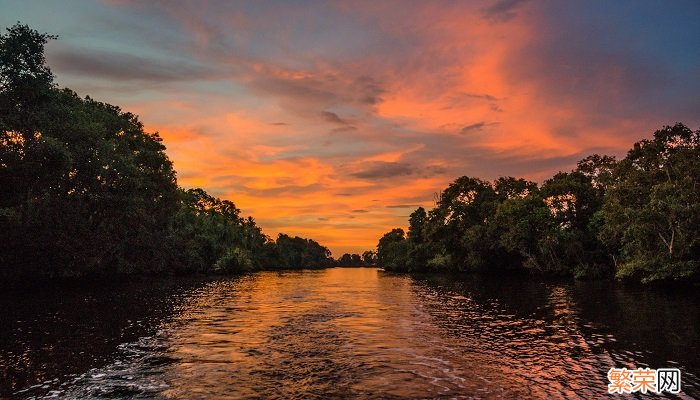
[376, 126, 700, 283]
[0, 24, 354, 279]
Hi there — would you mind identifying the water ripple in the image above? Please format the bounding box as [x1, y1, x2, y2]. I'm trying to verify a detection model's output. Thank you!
[8, 269, 700, 399]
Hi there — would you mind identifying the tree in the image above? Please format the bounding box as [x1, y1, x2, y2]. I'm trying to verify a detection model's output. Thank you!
[275, 234, 333, 269]
[0, 25, 180, 276]
[493, 176, 537, 201]
[1, 24, 59, 217]
[376, 228, 409, 271]
[490, 191, 551, 270]
[0, 23, 338, 279]
[576, 154, 617, 193]
[361, 250, 377, 265]
[405, 207, 432, 270]
[528, 171, 608, 277]
[373, 124, 699, 284]
[429, 177, 497, 271]
[0, 24, 56, 135]
[599, 123, 700, 282]
[337, 253, 364, 266]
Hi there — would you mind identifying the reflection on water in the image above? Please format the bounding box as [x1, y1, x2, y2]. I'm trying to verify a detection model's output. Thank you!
[2, 268, 699, 399]
[0, 278, 208, 397]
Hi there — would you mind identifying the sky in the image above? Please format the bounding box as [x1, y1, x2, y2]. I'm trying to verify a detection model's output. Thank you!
[2, 1, 700, 256]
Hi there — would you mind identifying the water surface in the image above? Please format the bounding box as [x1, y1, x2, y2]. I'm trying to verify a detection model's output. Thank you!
[2, 268, 699, 398]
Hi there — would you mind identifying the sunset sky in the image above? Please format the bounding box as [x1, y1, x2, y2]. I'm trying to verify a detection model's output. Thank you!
[3, 1, 700, 255]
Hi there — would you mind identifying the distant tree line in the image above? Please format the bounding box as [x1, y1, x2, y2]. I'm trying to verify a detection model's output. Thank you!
[333, 251, 377, 267]
[377, 125, 700, 284]
[0, 24, 340, 279]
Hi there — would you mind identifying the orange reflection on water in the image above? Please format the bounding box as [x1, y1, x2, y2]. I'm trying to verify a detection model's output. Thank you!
[14, 268, 700, 398]
[156, 269, 609, 398]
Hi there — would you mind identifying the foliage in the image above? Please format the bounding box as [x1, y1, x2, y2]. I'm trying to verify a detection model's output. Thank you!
[598, 124, 700, 282]
[1, 25, 179, 276]
[376, 125, 699, 284]
[362, 250, 377, 265]
[377, 228, 410, 271]
[271, 233, 334, 269]
[214, 247, 255, 273]
[336, 253, 364, 266]
[0, 24, 335, 279]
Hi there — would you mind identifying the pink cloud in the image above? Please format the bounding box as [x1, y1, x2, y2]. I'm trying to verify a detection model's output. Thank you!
[42, 0, 699, 254]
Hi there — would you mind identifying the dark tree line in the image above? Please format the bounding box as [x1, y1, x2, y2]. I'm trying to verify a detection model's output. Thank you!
[0, 24, 336, 279]
[333, 251, 377, 267]
[377, 125, 700, 284]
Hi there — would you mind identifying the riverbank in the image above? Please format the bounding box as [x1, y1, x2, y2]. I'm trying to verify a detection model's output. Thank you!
[375, 124, 700, 285]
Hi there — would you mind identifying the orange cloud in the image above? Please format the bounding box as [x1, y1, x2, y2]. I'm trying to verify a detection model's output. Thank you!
[45, 0, 697, 255]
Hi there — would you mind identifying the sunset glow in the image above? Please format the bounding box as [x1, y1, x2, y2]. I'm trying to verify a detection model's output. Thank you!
[4, 0, 699, 255]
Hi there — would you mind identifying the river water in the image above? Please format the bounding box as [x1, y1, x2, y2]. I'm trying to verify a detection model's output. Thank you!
[2, 268, 699, 399]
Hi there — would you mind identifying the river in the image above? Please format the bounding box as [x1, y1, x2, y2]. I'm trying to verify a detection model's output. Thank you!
[1, 268, 699, 399]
